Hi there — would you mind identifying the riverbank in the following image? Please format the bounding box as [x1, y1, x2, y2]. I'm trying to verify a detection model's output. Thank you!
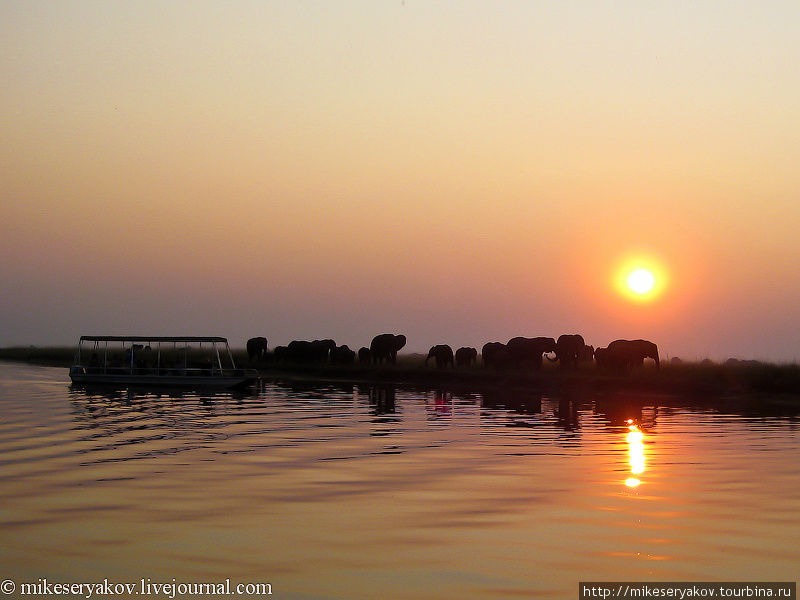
[5, 346, 798, 400]
[0, 346, 75, 367]
[257, 360, 800, 401]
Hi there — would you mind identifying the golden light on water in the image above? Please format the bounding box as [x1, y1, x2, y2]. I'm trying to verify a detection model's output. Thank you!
[625, 421, 646, 487]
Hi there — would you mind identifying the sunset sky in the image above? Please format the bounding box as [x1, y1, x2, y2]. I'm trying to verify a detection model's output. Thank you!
[2, 1, 799, 361]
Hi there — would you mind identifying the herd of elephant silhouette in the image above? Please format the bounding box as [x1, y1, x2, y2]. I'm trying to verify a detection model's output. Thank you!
[245, 334, 660, 373]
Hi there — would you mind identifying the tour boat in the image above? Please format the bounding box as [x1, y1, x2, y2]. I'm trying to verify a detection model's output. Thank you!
[69, 336, 259, 389]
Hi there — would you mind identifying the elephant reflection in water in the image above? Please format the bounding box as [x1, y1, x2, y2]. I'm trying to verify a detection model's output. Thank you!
[556, 396, 580, 431]
[428, 390, 452, 416]
[594, 394, 658, 430]
[481, 389, 542, 416]
[368, 385, 396, 415]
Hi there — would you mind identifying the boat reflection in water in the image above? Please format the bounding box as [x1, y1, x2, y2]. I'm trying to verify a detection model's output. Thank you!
[625, 419, 646, 488]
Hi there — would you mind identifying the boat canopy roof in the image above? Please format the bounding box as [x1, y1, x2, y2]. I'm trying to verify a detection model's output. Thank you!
[79, 336, 229, 343]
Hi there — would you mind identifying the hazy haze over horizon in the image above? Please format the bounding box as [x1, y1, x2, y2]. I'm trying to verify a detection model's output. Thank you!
[2, 1, 799, 362]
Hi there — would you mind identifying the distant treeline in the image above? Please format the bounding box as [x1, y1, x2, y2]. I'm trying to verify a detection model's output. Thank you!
[0, 346, 75, 366]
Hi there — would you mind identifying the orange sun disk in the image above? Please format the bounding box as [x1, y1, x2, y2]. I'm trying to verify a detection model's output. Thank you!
[615, 257, 667, 302]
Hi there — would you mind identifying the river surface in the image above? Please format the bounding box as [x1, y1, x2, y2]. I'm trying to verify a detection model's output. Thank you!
[1, 361, 798, 599]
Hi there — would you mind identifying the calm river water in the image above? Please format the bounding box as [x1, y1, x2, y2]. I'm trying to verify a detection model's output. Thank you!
[1, 361, 798, 599]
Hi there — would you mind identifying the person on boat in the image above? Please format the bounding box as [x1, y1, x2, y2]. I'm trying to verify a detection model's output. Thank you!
[138, 345, 153, 372]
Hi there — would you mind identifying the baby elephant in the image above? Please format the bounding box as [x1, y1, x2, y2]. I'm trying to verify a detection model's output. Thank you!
[357, 347, 372, 364]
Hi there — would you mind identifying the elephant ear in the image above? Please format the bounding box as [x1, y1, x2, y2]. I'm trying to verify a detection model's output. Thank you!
[395, 335, 407, 350]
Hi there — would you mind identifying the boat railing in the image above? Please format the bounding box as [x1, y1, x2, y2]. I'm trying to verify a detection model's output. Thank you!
[73, 336, 247, 375]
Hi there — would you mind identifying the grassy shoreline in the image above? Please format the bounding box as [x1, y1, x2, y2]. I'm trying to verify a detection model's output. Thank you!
[0, 346, 76, 367]
[2, 346, 799, 400]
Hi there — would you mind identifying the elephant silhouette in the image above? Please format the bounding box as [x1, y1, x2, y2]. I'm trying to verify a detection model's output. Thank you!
[286, 340, 310, 362]
[286, 339, 337, 363]
[246, 337, 268, 362]
[724, 358, 761, 367]
[481, 342, 512, 368]
[596, 339, 659, 371]
[331, 345, 355, 365]
[425, 345, 454, 368]
[357, 347, 372, 364]
[370, 334, 406, 365]
[507, 336, 556, 370]
[312, 339, 337, 362]
[593, 347, 611, 369]
[547, 334, 585, 369]
[579, 344, 595, 363]
[455, 346, 478, 367]
[273, 346, 288, 363]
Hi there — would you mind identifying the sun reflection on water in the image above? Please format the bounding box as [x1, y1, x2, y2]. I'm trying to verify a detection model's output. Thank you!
[625, 419, 645, 487]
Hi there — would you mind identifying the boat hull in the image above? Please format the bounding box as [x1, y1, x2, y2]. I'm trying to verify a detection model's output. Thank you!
[69, 368, 258, 389]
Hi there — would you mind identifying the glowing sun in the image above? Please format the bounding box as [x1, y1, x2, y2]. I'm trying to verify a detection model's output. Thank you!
[614, 256, 667, 302]
[627, 268, 655, 295]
